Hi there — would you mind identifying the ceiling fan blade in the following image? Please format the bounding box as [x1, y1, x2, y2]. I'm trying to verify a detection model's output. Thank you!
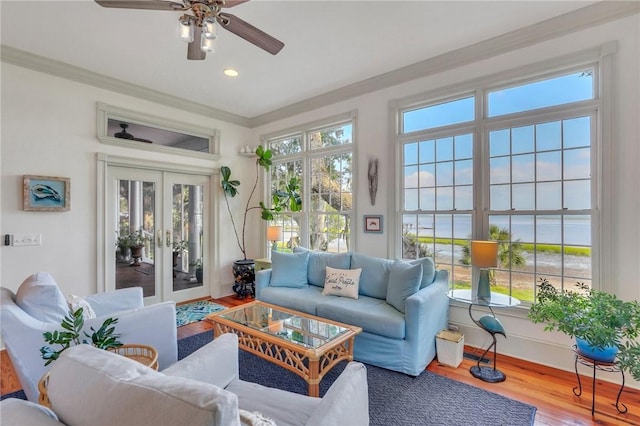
[187, 26, 207, 60]
[218, 12, 284, 55]
[94, 0, 185, 11]
[222, 0, 250, 8]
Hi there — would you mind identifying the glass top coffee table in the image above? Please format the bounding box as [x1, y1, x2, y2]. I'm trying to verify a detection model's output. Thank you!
[206, 301, 361, 397]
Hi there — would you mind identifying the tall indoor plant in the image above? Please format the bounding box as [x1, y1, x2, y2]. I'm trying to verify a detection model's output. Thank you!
[221, 145, 301, 292]
[528, 278, 640, 381]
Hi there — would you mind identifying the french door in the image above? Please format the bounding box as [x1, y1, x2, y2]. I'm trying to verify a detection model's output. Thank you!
[105, 166, 210, 304]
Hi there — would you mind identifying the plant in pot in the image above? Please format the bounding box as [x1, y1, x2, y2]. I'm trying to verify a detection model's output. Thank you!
[125, 229, 149, 266]
[172, 239, 188, 267]
[528, 277, 640, 381]
[221, 145, 302, 295]
[40, 308, 122, 366]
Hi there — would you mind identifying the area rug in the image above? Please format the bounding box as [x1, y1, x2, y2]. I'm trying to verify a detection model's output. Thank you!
[175, 300, 226, 327]
[2, 332, 537, 425]
[179, 331, 537, 426]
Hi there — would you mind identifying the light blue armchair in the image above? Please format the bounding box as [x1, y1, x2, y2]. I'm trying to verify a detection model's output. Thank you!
[1, 283, 177, 402]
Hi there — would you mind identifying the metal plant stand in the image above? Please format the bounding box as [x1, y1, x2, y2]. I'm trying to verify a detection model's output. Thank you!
[572, 345, 627, 416]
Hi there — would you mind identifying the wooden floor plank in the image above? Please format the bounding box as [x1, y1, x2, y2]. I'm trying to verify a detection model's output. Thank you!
[3, 294, 639, 425]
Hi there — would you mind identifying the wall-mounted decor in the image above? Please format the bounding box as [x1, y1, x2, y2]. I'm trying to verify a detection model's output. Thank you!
[23, 175, 70, 211]
[368, 157, 378, 206]
[364, 215, 383, 233]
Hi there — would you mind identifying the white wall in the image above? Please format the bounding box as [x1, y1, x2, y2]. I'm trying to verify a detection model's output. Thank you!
[0, 64, 255, 297]
[252, 15, 640, 387]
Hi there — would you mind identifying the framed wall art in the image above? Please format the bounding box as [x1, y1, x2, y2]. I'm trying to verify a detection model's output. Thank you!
[23, 175, 70, 211]
[364, 215, 383, 233]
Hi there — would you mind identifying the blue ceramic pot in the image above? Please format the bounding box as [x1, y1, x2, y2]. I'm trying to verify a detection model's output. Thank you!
[576, 337, 618, 362]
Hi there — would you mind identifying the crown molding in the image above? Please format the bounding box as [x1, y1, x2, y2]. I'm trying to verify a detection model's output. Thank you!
[0, 45, 250, 128]
[248, 1, 639, 128]
[1, 1, 637, 129]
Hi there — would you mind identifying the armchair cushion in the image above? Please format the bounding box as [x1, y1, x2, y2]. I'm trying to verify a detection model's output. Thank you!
[15, 272, 68, 323]
[47, 344, 239, 426]
[68, 295, 96, 319]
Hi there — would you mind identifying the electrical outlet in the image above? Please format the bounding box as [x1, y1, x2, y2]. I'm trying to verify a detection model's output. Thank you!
[448, 323, 459, 332]
[12, 233, 42, 247]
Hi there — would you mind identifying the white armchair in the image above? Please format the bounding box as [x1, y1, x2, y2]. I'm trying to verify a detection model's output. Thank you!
[1, 277, 178, 402]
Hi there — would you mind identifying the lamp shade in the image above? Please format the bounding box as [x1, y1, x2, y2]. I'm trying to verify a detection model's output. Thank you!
[471, 241, 498, 268]
[267, 226, 282, 242]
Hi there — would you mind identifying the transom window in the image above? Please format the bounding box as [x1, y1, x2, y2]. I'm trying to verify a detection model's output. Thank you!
[398, 66, 598, 303]
[265, 114, 355, 253]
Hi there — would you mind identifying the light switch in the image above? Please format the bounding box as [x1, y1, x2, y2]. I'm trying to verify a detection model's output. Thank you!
[12, 233, 42, 246]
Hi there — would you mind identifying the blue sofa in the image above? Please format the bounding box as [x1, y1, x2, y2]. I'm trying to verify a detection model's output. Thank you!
[255, 250, 450, 376]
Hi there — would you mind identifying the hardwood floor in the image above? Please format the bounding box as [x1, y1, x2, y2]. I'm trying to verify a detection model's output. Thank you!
[3, 294, 639, 425]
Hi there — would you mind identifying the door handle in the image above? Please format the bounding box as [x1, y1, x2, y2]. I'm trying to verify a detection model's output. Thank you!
[157, 230, 163, 246]
[166, 230, 172, 248]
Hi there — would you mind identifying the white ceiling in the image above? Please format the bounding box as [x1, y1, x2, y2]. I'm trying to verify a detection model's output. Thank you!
[1, 1, 604, 122]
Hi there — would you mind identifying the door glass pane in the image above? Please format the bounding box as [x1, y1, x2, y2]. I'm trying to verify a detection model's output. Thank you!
[172, 183, 204, 292]
[116, 179, 156, 297]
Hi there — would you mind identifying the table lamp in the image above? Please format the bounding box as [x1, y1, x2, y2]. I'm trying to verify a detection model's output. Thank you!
[267, 225, 282, 253]
[471, 240, 498, 302]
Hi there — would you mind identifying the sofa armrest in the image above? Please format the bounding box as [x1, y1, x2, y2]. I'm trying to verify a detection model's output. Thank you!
[306, 362, 369, 426]
[255, 269, 272, 300]
[403, 270, 450, 372]
[163, 333, 239, 388]
[84, 287, 144, 317]
[84, 301, 178, 369]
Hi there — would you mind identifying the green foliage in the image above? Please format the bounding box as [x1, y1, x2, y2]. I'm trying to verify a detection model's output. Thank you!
[40, 308, 122, 366]
[116, 229, 148, 248]
[528, 278, 640, 381]
[221, 145, 302, 260]
[172, 239, 188, 252]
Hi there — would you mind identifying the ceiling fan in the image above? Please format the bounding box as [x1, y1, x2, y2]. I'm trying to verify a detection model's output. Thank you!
[94, 0, 284, 60]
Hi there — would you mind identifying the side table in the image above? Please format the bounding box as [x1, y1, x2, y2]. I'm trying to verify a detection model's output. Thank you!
[572, 345, 627, 416]
[448, 289, 520, 383]
[254, 258, 272, 272]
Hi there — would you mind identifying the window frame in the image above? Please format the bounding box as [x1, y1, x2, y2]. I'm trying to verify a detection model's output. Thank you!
[392, 43, 617, 301]
[262, 111, 357, 254]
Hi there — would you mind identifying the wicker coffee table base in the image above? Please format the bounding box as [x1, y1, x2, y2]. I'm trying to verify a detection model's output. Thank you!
[213, 323, 357, 397]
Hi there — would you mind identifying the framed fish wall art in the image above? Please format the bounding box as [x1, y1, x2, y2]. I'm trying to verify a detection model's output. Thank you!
[23, 175, 70, 211]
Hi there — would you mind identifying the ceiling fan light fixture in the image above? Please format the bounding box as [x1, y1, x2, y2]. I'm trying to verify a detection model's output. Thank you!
[178, 17, 194, 43]
[202, 16, 218, 39]
[201, 35, 216, 53]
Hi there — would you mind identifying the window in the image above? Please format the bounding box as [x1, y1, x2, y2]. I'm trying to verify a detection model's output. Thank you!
[265, 113, 355, 253]
[398, 65, 599, 303]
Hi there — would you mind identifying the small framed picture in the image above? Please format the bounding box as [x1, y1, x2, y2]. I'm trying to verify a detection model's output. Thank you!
[364, 215, 383, 233]
[23, 175, 70, 211]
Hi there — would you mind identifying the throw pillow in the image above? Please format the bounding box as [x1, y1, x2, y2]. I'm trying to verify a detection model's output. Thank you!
[294, 246, 352, 287]
[270, 250, 310, 288]
[350, 253, 393, 299]
[68, 295, 97, 319]
[239, 410, 277, 426]
[386, 260, 423, 313]
[15, 272, 68, 323]
[322, 266, 362, 299]
[408, 257, 436, 288]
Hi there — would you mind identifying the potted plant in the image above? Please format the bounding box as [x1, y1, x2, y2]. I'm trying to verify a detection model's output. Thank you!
[40, 308, 122, 366]
[172, 239, 188, 267]
[221, 145, 301, 293]
[124, 229, 149, 266]
[528, 277, 640, 381]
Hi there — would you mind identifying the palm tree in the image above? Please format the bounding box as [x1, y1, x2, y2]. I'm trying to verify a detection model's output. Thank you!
[461, 225, 526, 284]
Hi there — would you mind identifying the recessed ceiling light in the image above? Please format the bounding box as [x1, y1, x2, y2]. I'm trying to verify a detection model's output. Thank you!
[224, 68, 239, 77]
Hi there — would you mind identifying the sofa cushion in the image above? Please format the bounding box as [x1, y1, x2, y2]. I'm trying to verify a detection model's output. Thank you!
[322, 267, 361, 299]
[260, 286, 325, 316]
[47, 344, 239, 426]
[408, 257, 436, 288]
[270, 250, 310, 288]
[295, 247, 352, 287]
[316, 296, 405, 339]
[386, 260, 423, 313]
[15, 272, 68, 323]
[350, 253, 393, 299]
[0, 398, 63, 426]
